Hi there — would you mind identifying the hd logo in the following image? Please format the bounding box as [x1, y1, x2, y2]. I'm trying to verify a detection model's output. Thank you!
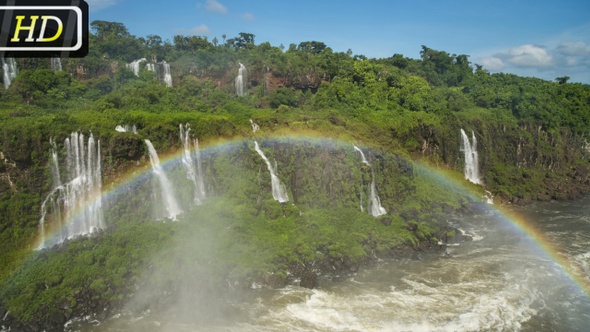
[0, 0, 88, 57]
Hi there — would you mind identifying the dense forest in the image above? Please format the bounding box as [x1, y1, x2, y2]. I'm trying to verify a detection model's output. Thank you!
[1, 20, 590, 329]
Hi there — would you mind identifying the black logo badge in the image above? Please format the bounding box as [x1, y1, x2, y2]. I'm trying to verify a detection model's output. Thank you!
[0, 0, 88, 57]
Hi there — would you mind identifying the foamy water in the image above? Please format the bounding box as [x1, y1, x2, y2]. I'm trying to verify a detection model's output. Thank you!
[78, 197, 590, 332]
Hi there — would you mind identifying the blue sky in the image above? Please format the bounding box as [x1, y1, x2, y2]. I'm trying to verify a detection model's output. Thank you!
[88, 0, 590, 83]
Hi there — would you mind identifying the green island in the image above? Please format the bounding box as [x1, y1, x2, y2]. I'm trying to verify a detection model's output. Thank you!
[0, 22, 589, 330]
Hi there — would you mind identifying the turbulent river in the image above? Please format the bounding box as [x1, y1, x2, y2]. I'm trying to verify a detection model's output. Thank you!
[78, 196, 590, 332]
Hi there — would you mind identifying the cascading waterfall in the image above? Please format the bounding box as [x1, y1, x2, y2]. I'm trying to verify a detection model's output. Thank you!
[179, 124, 206, 204]
[162, 61, 173, 87]
[115, 124, 138, 134]
[50, 57, 62, 72]
[194, 138, 206, 202]
[235, 63, 247, 97]
[460, 129, 480, 184]
[127, 59, 172, 87]
[354, 145, 386, 216]
[250, 119, 260, 132]
[2, 57, 18, 90]
[39, 133, 104, 249]
[254, 141, 289, 203]
[145, 140, 183, 220]
[369, 175, 387, 216]
[353, 145, 370, 166]
[127, 58, 147, 76]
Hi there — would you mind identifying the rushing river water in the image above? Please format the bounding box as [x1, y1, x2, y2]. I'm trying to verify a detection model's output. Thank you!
[78, 196, 590, 332]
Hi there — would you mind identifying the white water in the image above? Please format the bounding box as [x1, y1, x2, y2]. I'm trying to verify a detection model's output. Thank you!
[2, 57, 18, 90]
[194, 138, 206, 202]
[250, 119, 260, 133]
[369, 175, 387, 217]
[179, 124, 205, 204]
[235, 63, 247, 97]
[128, 59, 172, 86]
[145, 140, 183, 220]
[115, 125, 138, 134]
[354, 145, 386, 216]
[85, 197, 590, 332]
[127, 58, 147, 76]
[460, 129, 480, 184]
[254, 141, 289, 203]
[50, 57, 62, 72]
[39, 133, 104, 249]
[353, 145, 370, 166]
[162, 61, 173, 87]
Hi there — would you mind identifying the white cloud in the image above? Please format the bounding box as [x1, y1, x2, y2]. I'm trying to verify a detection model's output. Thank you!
[505, 44, 553, 67]
[175, 24, 211, 36]
[242, 13, 255, 21]
[477, 41, 590, 83]
[87, 0, 117, 11]
[480, 57, 504, 70]
[205, 0, 227, 14]
[555, 41, 590, 57]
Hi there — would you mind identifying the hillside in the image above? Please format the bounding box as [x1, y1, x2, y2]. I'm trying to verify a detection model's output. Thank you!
[0, 21, 590, 330]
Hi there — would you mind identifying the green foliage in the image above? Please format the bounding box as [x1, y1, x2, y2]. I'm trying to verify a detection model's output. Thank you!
[0, 19, 590, 326]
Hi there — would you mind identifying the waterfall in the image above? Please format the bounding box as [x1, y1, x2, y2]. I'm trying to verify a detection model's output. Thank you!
[127, 58, 146, 76]
[115, 124, 138, 134]
[369, 175, 387, 217]
[354, 145, 386, 216]
[235, 63, 247, 97]
[254, 141, 289, 203]
[39, 133, 104, 249]
[162, 61, 173, 87]
[179, 124, 205, 204]
[2, 57, 18, 90]
[460, 129, 480, 184]
[127, 59, 172, 87]
[145, 140, 183, 220]
[250, 119, 260, 132]
[353, 145, 370, 166]
[50, 57, 62, 72]
[194, 138, 206, 202]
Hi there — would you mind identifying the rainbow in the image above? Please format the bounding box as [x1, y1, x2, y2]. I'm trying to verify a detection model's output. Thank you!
[35, 133, 590, 299]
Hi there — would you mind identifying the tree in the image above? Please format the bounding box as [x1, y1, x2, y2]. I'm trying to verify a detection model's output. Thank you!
[555, 76, 570, 84]
[173, 35, 211, 52]
[226, 32, 255, 49]
[297, 41, 327, 55]
[90, 20, 130, 41]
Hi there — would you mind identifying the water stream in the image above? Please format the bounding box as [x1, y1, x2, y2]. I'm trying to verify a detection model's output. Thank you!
[83, 196, 590, 331]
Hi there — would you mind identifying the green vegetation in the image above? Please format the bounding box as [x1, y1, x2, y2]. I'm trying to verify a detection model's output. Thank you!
[0, 20, 589, 326]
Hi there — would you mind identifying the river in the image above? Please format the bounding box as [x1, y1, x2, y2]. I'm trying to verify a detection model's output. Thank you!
[78, 196, 590, 332]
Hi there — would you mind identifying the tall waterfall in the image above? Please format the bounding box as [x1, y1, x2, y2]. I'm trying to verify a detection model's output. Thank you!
[2, 57, 18, 90]
[460, 129, 480, 184]
[39, 133, 104, 249]
[127, 59, 172, 87]
[354, 145, 386, 216]
[254, 141, 289, 203]
[50, 57, 62, 72]
[162, 61, 173, 87]
[145, 140, 183, 220]
[369, 175, 387, 217]
[179, 124, 206, 204]
[127, 58, 147, 76]
[194, 138, 206, 202]
[353, 145, 370, 166]
[235, 63, 247, 97]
